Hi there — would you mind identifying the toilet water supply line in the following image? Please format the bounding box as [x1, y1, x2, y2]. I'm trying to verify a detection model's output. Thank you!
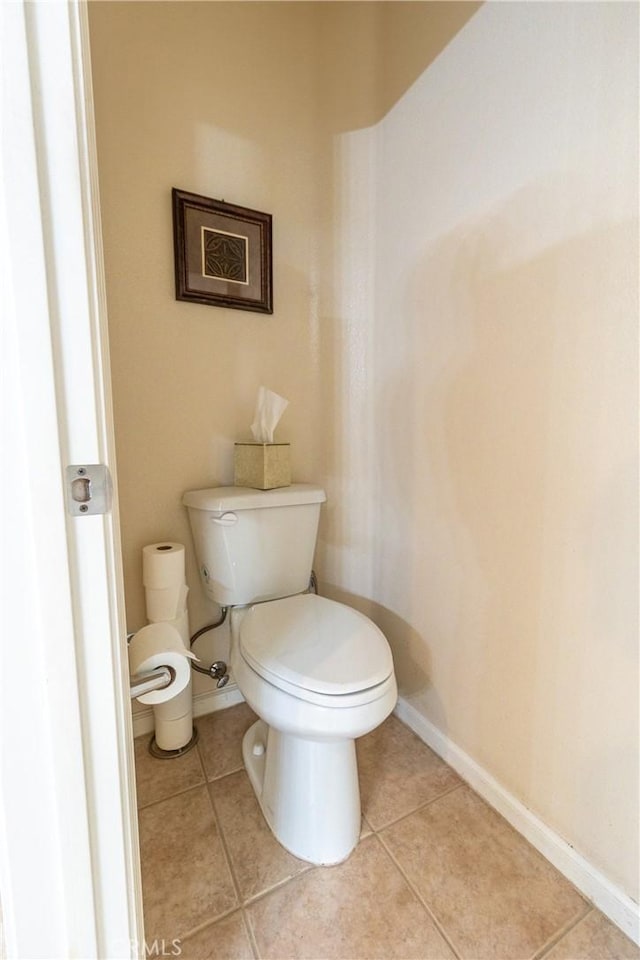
[189, 607, 230, 687]
[186, 570, 320, 688]
[126, 604, 230, 695]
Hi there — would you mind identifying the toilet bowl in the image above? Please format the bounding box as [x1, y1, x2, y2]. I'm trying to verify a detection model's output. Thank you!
[230, 594, 397, 864]
[182, 483, 397, 865]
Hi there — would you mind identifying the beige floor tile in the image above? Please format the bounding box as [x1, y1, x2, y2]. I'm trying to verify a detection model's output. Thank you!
[209, 770, 309, 902]
[134, 734, 205, 808]
[198, 702, 257, 781]
[139, 786, 238, 942]
[356, 714, 462, 829]
[381, 786, 587, 960]
[544, 909, 640, 960]
[178, 911, 255, 960]
[246, 834, 455, 960]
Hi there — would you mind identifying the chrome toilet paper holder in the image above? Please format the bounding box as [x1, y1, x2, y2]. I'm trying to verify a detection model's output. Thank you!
[127, 631, 174, 699]
[129, 664, 174, 700]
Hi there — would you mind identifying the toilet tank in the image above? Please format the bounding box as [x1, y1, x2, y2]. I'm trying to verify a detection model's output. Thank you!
[182, 484, 326, 606]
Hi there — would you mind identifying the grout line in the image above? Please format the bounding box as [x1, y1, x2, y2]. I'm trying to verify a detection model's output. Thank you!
[450, 777, 596, 921]
[242, 863, 316, 910]
[242, 907, 261, 960]
[204, 762, 245, 784]
[196, 733, 242, 783]
[136, 752, 244, 811]
[207, 771, 315, 911]
[374, 831, 462, 960]
[136, 779, 208, 812]
[206, 779, 244, 907]
[531, 906, 594, 960]
[176, 904, 243, 945]
[368, 780, 465, 834]
[193, 733, 207, 780]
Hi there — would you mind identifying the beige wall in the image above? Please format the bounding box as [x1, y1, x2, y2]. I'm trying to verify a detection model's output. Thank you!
[88, 0, 473, 689]
[89, 1, 329, 674]
[89, 0, 638, 903]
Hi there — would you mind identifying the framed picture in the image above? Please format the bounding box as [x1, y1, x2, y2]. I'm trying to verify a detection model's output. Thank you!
[172, 188, 273, 314]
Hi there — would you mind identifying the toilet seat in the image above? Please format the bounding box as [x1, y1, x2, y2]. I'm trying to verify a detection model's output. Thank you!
[238, 593, 394, 708]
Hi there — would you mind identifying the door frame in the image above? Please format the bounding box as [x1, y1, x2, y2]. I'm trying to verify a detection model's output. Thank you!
[1, 2, 143, 956]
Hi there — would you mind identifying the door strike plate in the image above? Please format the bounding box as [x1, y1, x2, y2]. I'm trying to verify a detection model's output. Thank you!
[65, 464, 112, 516]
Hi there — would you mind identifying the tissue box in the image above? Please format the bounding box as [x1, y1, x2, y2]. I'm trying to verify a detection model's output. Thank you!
[234, 442, 291, 490]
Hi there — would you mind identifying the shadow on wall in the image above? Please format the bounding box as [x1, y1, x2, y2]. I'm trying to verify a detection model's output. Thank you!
[319, 1, 482, 132]
[373, 170, 637, 793]
[320, 581, 449, 732]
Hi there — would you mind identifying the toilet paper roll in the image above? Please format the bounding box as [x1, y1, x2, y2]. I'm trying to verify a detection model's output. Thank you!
[153, 682, 192, 722]
[145, 583, 189, 623]
[142, 542, 185, 590]
[161, 606, 190, 649]
[129, 622, 197, 705]
[154, 709, 193, 752]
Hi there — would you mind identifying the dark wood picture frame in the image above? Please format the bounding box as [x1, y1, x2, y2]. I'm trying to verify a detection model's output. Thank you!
[172, 188, 273, 314]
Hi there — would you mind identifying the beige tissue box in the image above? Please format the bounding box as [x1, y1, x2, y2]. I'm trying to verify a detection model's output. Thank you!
[234, 442, 291, 490]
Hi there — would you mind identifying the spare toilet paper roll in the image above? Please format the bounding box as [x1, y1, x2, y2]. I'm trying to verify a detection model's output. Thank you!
[145, 583, 189, 623]
[166, 606, 190, 648]
[142, 542, 185, 590]
[154, 709, 193, 752]
[128, 622, 197, 705]
[153, 683, 192, 722]
[144, 606, 190, 650]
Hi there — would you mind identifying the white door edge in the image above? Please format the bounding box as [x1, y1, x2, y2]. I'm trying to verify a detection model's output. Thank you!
[0, 2, 143, 957]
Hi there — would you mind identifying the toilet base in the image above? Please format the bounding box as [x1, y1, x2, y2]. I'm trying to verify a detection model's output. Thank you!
[242, 719, 361, 865]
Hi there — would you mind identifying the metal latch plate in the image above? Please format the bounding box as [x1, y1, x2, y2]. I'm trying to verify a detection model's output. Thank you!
[65, 464, 112, 516]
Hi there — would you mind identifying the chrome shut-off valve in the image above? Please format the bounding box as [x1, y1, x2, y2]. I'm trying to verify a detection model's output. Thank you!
[209, 660, 229, 688]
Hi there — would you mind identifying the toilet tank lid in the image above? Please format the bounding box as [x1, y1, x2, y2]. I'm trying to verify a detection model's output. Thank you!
[182, 483, 326, 512]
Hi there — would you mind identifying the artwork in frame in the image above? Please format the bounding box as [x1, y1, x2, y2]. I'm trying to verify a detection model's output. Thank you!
[172, 188, 273, 314]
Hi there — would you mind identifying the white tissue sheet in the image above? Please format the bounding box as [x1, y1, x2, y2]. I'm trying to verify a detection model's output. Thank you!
[250, 386, 289, 443]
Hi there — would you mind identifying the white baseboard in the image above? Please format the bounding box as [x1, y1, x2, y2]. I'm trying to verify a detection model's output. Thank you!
[132, 682, 244, 738]
[394, 696, 639, 946]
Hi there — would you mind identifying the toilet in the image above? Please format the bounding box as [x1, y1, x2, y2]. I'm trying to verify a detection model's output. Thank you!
[183, 483, 397, 865]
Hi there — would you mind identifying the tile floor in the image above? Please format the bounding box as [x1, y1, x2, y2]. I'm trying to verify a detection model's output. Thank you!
[135, 703, 639, 960]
